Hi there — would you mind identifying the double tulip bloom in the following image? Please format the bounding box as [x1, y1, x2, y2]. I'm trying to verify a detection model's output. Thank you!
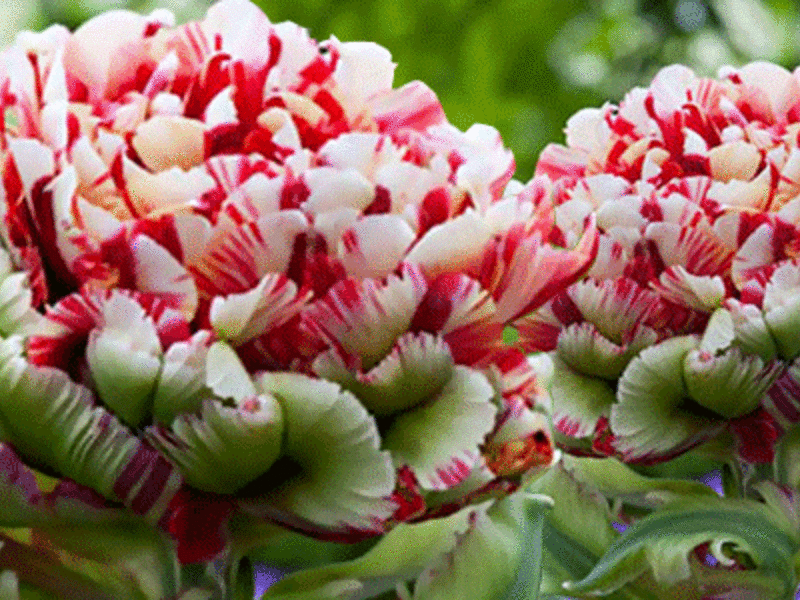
[0, 0, 596, 564]
[523, 62, 800, 466]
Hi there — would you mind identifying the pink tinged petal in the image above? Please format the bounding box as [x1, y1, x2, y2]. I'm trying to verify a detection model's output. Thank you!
[146, 395, 283, 494]
[405, 210, 493, 277]
[131, 234, 198, 319]
[204, 85, 238, 126]
[317, 132, 388, 175]
[453, 124, 516, 208]
[313, 331, 454, 416]
[2, 46, 40, 137]
[708, 140, 761, 183]
[707, 167, 772, 210]
[131, 116, 208, 172]
[253, 372, 396, 532]
[338, 214, 415, 279]
[152, 330, 213, 426]
[304, 267, 427, 370]
[7, 139, 55, 210]
[375, 160, 449, 214]
[487, 218, 600, 323]
[370, 81, 447, 134]
[382, 366, 497, 491]
[730, 408, 779, 464]
[557, 321, 658, 380]
[63, 10, 171, 99]
[682, 346, 783, 419]
[612, 335, 724, 464]
[651, 267, 726, 312]
[86, 292, 162, 428]
[303, 167, 375, 214]
[548, 355, 615, 440]
[645, 222, 732, 277]
[210, 273, 305, 346]
[333, 41, 395, 104]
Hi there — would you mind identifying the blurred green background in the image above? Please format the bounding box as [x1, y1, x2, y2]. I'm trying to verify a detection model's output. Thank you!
[9, 0, 800, 180]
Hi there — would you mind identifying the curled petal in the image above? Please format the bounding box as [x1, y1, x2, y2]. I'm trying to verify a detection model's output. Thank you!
[147, 396, 283, 494]
[612, 336, 724, 464]
[152, 330, 214, 425]
[253, 372, 396, 532]
[313, 331, 454, 416]
[382, 366, 497, 491]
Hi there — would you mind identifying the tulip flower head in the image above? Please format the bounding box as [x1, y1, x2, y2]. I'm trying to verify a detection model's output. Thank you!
[0, 0, 597, 567]
[522, 62, 800, 465]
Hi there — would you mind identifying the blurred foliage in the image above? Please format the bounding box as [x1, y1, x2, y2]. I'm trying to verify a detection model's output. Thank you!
[12, 0, 800, 180]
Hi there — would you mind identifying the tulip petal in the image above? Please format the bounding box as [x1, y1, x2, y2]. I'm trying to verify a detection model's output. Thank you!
[313, 331, 454, 416]
[86, 292, 162, 429]
[382, 366, 497, 491]
[152, 331, 214, 426]
[210, 273, 304, 346]
[612, 336, 724, 463]
[254, 372, 396, 532]
[147, 396, 283, 494]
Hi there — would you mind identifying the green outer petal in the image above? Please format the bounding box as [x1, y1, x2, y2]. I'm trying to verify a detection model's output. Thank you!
[147, 396, 283, 494]
[382, 365, 496, 491]
[152, 331, 212, 426]
[262, 504, 477, 599]
[255, 372, 396, 531]
[86, 293, 163, 429]
[549, 354, 615, 439]
[773, 422, 800, 490]
[313, 331, 454, 416]
[725, 300, 778, 362]
[557, 322, 657, 380]
[612, 336, 722, 462]
[683, 347, 782, 419]
[564, 496, 800, 598]
[0, 337, 138, 498]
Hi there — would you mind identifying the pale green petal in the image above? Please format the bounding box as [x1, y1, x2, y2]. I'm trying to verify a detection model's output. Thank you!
[612, 336, 722, 462]
[549, 354, 615, 439]
[557, 322, 657, 379]
[726, 299, 778, 362]
[205, 341, 257, 401]
[312, 331, 454, 416]
[683, 347, 783, 419]
[253, 372, 396, 530]
[152, 331, 213, 426]
[0, 271, 41, 337]
[763, 261, 800, 360]
[383, 366, 496, 491]
[147, 397, 283, 494]
[86, 293, 163, 428]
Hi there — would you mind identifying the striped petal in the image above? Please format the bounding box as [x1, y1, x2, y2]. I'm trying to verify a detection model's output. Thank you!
[210, 273, 305, 346]
[147, 396, 283, 494]
[382, 366, 497, 491]
[86, 292, 163, 428]
[312, 331, 454, 416]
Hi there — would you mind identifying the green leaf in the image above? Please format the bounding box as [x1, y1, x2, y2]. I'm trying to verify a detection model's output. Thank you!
[31, 519, 180, 600]
[412, 494, 553, 600]
[261, 504, 478, 599]
[563, 495, 800, 599]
